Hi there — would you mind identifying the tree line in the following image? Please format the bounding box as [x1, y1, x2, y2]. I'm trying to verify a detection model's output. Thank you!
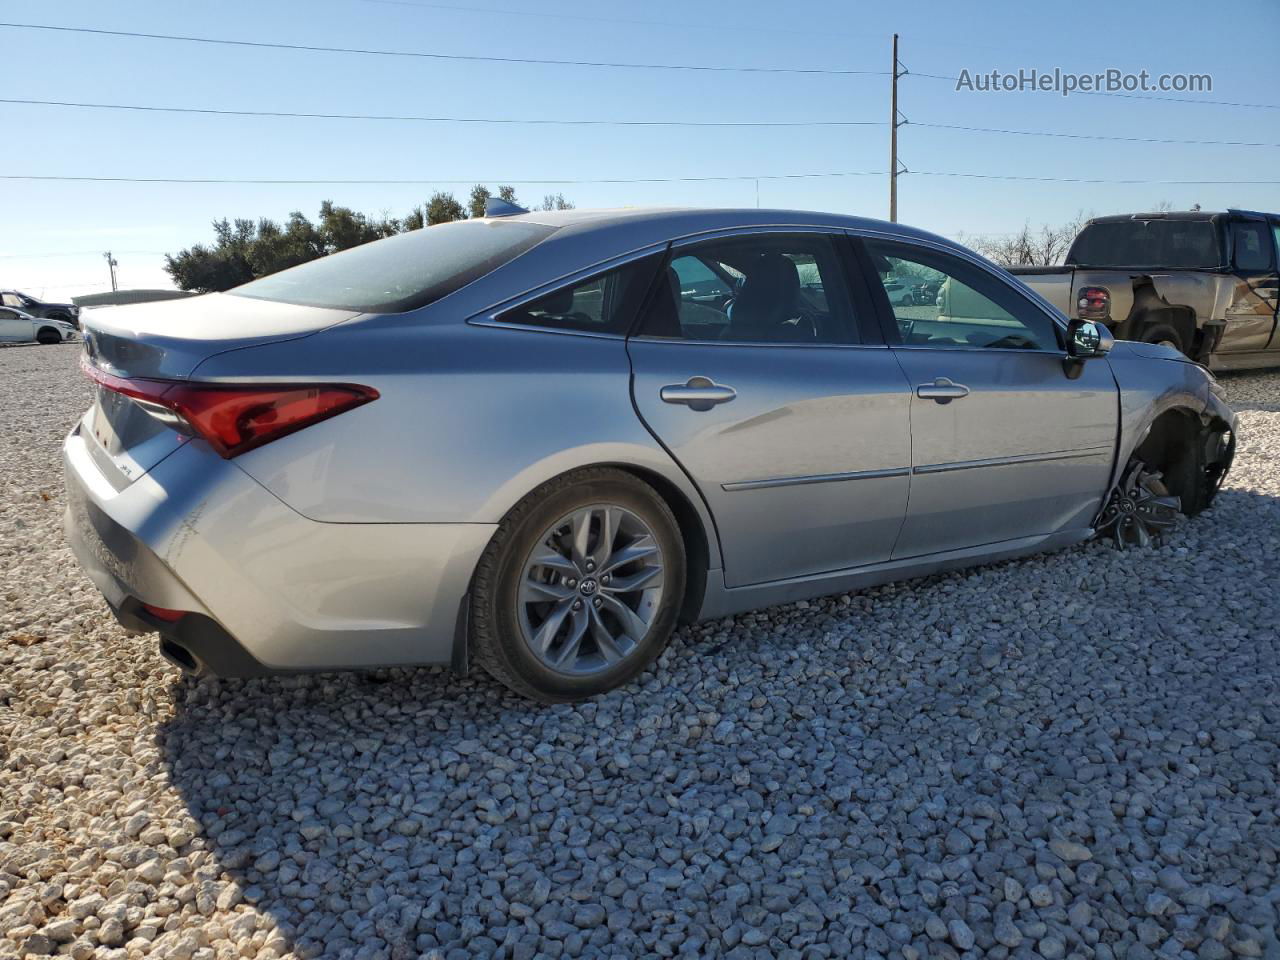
[164, 186, 574, 293]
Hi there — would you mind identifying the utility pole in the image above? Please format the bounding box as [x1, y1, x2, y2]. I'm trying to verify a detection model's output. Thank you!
[103, 251, 118, 292]
[889, 33, 906, 223]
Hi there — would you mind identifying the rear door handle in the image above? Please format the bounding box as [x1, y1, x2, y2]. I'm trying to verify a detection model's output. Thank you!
[660, 376, 737, 411]
[916, 377, 970, 404]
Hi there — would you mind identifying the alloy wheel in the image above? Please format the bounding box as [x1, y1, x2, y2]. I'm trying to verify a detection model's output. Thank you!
[517, 504, 665, 675]
[1096, 460, 1181, 548]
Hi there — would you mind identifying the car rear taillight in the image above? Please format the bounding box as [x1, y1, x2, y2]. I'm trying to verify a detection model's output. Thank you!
[82, 358, 378, 458]
[1077, 286, 1110, 320]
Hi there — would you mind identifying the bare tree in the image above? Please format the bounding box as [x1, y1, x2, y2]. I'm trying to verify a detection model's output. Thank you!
[539, 193, 575, 211]
[959, 211, 1089, 267]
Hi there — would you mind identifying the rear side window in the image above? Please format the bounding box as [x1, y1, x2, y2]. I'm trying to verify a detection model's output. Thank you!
[638, 233, 861, 344]
[497, 255, 663, 334]
[1068, 220, 1221, 269]
[230, 219, 555, 313]
[1232, 221, 1274, 272]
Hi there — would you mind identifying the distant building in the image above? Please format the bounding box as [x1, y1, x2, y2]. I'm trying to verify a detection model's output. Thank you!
[73, 289, 197, 308]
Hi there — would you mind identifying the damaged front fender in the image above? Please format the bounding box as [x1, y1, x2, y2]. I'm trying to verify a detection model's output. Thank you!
[1101, 342, 1237, 529]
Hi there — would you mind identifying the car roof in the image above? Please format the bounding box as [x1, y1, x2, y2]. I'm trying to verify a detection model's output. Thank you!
[1087, 209, 1278, 224]
[491, 206, 967, 267]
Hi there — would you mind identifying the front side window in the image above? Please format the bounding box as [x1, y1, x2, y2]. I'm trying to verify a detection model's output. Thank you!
[1, 293, 23, 308]
[497, 255, 661, 334]
[865, 240, 1058, 352]
[639, 233, 859, 344]
[1232, 221, 1274, 272]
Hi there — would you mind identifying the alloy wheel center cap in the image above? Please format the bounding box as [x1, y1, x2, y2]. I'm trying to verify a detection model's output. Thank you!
[578, 578, 599, 596]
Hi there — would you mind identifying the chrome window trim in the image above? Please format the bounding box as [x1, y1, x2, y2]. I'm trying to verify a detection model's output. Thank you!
[630, 337, 889, 350]
[668, 223, 850, 248]
[468, 241, 669, 338]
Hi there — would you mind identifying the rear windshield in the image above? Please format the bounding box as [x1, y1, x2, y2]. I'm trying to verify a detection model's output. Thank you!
[229, 219, 556, 312]
[1068, 219, 1222, 269]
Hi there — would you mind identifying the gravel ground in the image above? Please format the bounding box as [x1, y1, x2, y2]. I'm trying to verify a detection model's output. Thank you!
[1, 344, 1277, 960]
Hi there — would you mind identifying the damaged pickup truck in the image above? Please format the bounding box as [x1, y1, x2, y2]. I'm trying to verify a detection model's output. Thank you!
[1011, 210, 1280, 370]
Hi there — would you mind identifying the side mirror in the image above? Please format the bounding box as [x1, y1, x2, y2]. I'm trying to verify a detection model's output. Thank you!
[1066, 319, 1113, 359]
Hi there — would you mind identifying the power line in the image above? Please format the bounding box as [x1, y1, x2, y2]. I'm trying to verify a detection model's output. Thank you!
[0, 249, 167, 259]
[0, 22, 886, 75]
[12, 97, 1270, 148]
[3, 171, 1276, 186]
[909, 72, 1280, 110]
[0, 97, 883, 129]
[911, 121, 1280, 149]
[912, 171, 1280, 185]
[0, 172, 888, 185]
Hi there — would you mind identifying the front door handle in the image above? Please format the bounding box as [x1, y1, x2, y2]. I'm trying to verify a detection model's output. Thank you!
[916, 377, 970, 404]
[660, 376, 737, 411]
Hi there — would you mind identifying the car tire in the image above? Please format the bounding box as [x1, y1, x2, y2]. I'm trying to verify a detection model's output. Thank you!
[470, 467, 686, 703]
[1162, 428, 1218, 517]
[36, 328, 61, 345]
[1141, 322, 1186, 357]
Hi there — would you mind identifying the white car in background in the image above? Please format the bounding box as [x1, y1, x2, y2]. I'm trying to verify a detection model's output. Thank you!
[0, 307, 77, 344]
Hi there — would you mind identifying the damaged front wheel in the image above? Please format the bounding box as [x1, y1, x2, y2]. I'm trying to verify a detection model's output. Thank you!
[1096, 459, 1181, 548]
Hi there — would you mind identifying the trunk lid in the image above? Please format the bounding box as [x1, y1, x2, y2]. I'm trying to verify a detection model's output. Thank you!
[79, 293, 359, 485]
[82, 293, 359, 379]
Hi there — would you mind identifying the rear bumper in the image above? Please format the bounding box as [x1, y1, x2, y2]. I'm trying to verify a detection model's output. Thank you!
[63, 424, 496, 675]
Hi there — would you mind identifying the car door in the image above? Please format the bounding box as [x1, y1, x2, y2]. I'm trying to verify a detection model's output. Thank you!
[1218, 216, 1279, 355]
[0, 308, 28, 341]
[855, 235, 1118, 559]
[628, 228, 912, 588]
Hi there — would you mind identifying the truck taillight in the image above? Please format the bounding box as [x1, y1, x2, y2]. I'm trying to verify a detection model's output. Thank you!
[81, 358, 378, 458]
[1077, 286, 1110, 320]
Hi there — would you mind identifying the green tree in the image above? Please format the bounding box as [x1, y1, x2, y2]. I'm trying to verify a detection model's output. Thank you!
[165, 190, 571, 292]
[467, 184, 492, 219]
[426, 191, 466, 225]
[402, 206, 426, 231]
[164, 218, 257, 293]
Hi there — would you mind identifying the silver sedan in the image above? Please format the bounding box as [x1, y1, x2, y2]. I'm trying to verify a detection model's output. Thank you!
[63, 206, 1237, 701]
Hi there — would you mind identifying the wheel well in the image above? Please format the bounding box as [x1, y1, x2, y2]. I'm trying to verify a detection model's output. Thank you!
[37, 326, 59, 340]
[1133, 408, 1201, 509]
[609, 464, 711, 624]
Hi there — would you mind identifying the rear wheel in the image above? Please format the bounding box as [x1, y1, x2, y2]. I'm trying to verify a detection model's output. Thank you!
[36, 327, 61, 345]
[470, 468, 686, 702]
[1141, 322, 1186, 356]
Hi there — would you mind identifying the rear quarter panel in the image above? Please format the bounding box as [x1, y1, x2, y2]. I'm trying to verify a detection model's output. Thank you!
[193, 315, 718, 558]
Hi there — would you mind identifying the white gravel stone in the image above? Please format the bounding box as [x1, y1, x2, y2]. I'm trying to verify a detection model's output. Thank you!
[1, 346, 1278, 959]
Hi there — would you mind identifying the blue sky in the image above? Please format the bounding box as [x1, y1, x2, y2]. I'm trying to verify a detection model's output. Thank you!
[2, 0, 1277, 299]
